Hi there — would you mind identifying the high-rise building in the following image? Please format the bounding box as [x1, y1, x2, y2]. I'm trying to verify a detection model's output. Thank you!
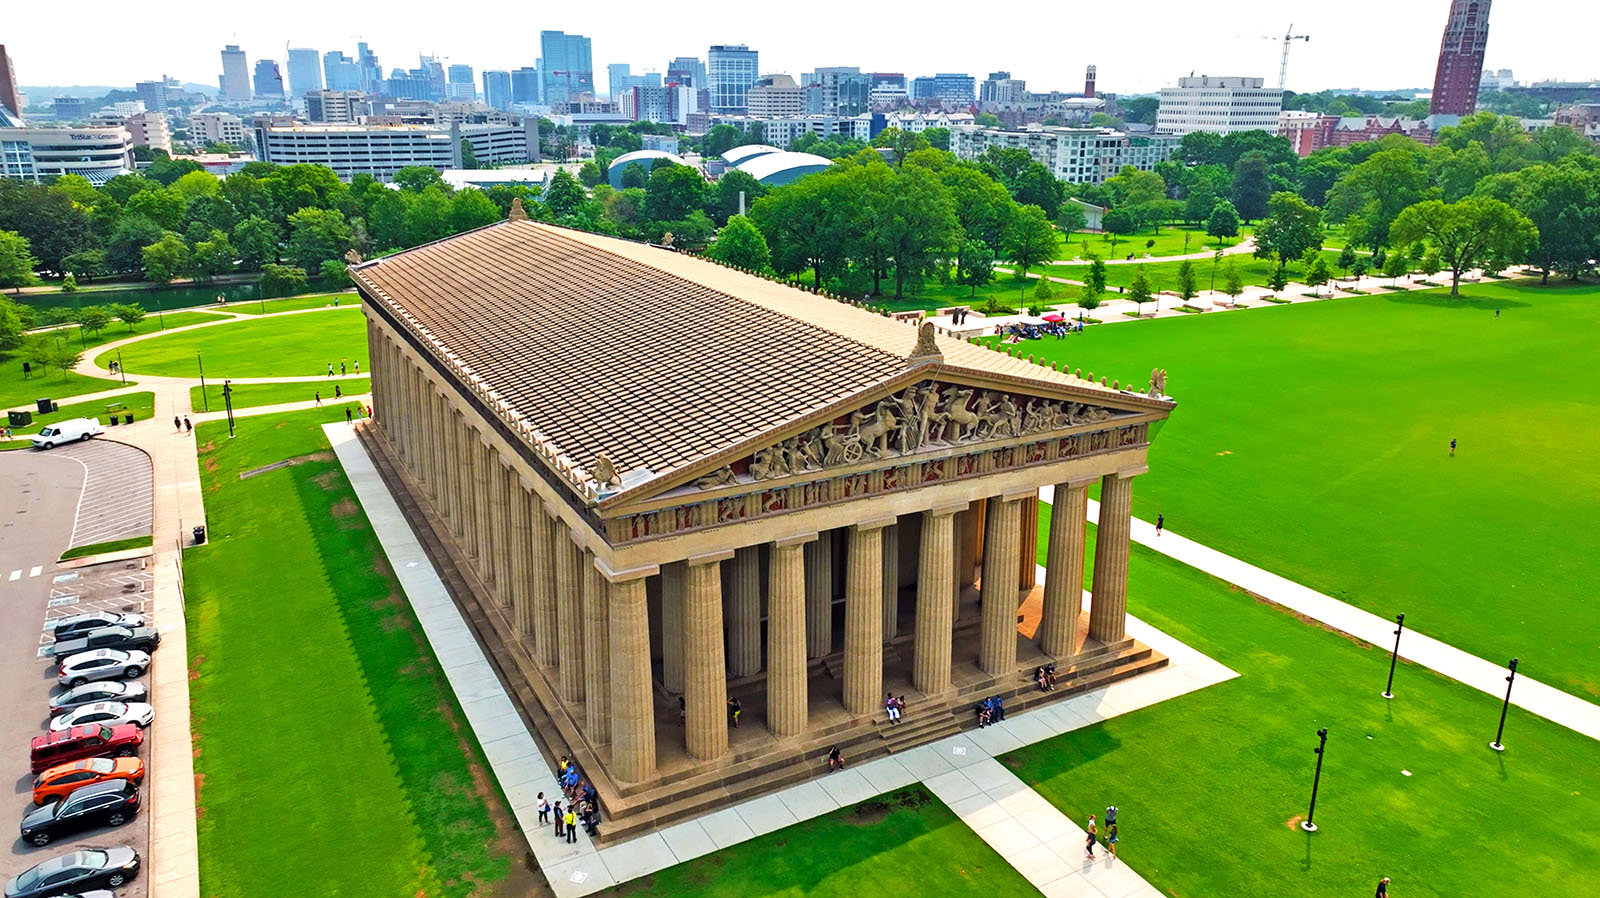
[1, 125, 135, 183]
[909, 73, 976, 105]
[419, 56, 447, 100]
[608, 63, 634, 98]
[979, 72, 1027, 106]
[1156, 75, 1283, 135]
[287, 48, 323, 100]
[305, 90, 370, 124]
[869, 73, 908, 108]
[357, 42, 384, 93]
[483, 71, 513, 110]
[220, 45, 252, 102]
[190, 112, 253, 152]
[1084, 65, 1097, 99]
[667, 56, 707, 90]
[510, 67, 541, 105]
[54, 97, 89, 121]
[746, 74, 805, 117]
[0, 45, 21, 122]
[812, 67, 870, 115]
[1431, 0, 1493, 116]
[325, 52, 363, 91]
[136, 80, 169, 114]
[707, 44, 759, 115]
[253, 59, 285, 100]
[540, 31, 594, 104]
[447, 64, 476, 100]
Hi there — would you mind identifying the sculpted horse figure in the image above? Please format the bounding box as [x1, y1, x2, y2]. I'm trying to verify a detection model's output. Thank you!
[938, 388, 980, 443]
[853, 402, 900, 458]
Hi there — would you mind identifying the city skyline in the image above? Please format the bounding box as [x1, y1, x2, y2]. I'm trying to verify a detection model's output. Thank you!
[6, 0, 1596, 96]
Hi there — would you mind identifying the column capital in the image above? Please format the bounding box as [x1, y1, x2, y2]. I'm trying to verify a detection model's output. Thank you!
[1061, 475, 1098, 490]
[497, 455, 513, 471]
[851, 515, 897, 532]
[926, 501, 968, 518]
[1112, 465, 1149, 480]
[687, 548, 736, 567]
[1000, 488, 1036, 503]
[596, 558, 660, 584]
[518, 474, 537, 492]
[773, 531, 820, 548]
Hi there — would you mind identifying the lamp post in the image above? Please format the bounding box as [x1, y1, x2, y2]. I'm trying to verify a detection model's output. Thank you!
[1489, 658, 1518, 752]
[1382, 612, 1405, 699]
[1301, 727, 1328, 833]
[154, 292, 166, 330]
[222, 380, 235, 439]
[197, 353, 209, 412]
[116, 350, 126, 386]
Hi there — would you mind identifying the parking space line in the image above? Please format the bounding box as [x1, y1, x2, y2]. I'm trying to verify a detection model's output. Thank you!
[29, 565, 42, 577]
[7, 570, 18, 581]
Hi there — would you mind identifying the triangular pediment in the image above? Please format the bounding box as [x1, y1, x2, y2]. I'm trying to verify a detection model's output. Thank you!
[599, 366, 1167, 512]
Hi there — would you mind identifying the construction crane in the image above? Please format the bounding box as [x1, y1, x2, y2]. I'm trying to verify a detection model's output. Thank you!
[1265, 25, 1311, 91]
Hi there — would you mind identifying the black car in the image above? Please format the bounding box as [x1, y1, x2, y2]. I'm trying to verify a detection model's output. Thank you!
[45, 625, 161, 658]
[3, 847, 140, 897]
[19, 780, 140, 846]
[45, 612, 146, 642]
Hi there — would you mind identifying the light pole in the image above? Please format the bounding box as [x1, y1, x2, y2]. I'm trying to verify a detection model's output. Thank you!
[1301, 727, 1328, 833]
[197, 353, 209, 412]
[1210, 249, 1223, 295]
[1489, 658, 1518, 752]
[222, 379, 236, 439]
[154, 292, 166, 330]
[1382, 612, 1405, 699]
[116, 350, 126, 386]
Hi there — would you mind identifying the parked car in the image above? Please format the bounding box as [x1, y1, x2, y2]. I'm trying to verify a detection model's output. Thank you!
[48, 681, 148, 715]
[29, 725, 143, 775]
[48, 702, 154, 733]
[45, 612, 146, 641]
[19, 780, 141, 847]
[45, 625, 161, 658]
[3, 847, 140, 896]
[57, 649, 149, 688]
[30, 418, 103, 450]
[32, 757, 145, 806]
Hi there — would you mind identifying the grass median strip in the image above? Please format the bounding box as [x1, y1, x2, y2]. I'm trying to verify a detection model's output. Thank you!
[185, 408, 513, 897]
[189, 378, 371, 414]
[60, 535, 152, 560]
[97, 311, 368, 379]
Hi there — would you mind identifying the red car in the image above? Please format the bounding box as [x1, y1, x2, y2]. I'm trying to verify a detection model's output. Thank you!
[29, 724, 143, 774]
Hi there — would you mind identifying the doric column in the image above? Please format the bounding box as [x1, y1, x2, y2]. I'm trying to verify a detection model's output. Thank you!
[1089, 469, 1140, 644]
[913, 504, 963, 695]
[684, 551, 731, 760]
[843, 520, 889, 715]
[1018, 496, 1039, 590]
[529, 503, 559, 667]
[487, 455, 508, 600]
[454, 419, 474, 546]
[583, 552, 611, 744]
[979, 492, 1027, 676]
[881, 523, 900, 641]
[553, 522, 585, 702]
[1039, 480, 1091, 657]
[607, 571, 656, 782]
[473, 438, 493, 582]
[726, 546, 762, 678]
[660, 562, 686, 693]
[507, 472, 531, 633]
[804, 532, 834, 658]
[767, 534, 813, 736]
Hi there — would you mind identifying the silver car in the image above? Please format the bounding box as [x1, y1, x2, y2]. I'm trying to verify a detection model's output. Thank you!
[56, 649, 150, 688]
[49, 701, 156, 732]
[46, 611, 147, 641]
[50, 681, 149, 715]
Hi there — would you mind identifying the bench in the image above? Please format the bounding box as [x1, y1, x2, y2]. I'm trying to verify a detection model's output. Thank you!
[105, 402, 126, 413]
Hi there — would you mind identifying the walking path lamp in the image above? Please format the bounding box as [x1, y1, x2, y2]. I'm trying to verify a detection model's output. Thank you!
[116, 350, 126, 386]
[1382, 612, 1405, 699]
[1490, 658, 1518, 752]
[223, 380, 236, 439]
[1301, 727, 1328, 832]
[197, 353, 209, 412]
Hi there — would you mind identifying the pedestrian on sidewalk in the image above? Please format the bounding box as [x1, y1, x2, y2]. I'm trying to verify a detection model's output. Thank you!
[1494, 308, 1500, 319]
[1105, 806, 1118, 858]
[1155, 513, 1164, 537]
[314, 391, 321, 406]
[1084, 814, 1097, 858]
[826, 745, 845, 773]
[341, 361, 347, 376]
[173, 416, 181, 432]
[335, 385, 342, 399]
[328, 363, 334, 377]
[345, 407, 353, 424]
[1449, 438, 1456, 457]
[183, 416, 192, 434]
[1375, 876, 1390, 897]
[354, 360, 361, 374]
[537, 792, 550, 825]
[563, 806, 578, 843]
[552, 801, 564, 837]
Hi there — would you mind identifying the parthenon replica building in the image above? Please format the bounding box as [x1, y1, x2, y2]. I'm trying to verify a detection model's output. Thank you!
[353, 216, 1176, 837]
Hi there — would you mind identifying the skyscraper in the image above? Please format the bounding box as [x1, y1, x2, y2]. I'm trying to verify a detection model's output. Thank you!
[667, 56, 707, 90]
[357, 42, 383, 93]
[540, 31, 594, 104]
[0, 45, 21, 122]
[707, 44, 759, 115]
[136, 80, 169, 115]
[219, 45, 251, 102]
[1430, 0, 1492, 116]
[253, 59, 285, 100]
[483, 70, 513, 110]
[511, 66, 541, 104]
[324, 51, 362, 91]
[287, 48, 323, 100]
[447, 64, 476, 100]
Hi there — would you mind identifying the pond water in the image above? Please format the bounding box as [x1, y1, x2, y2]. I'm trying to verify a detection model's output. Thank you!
[19, 280, 335, 314]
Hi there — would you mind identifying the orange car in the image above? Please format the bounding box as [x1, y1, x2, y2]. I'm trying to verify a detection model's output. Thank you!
[32, 756, 146, 805]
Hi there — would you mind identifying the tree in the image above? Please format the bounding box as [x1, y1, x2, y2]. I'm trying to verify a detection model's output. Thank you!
[232, 216, 280, 270]
[259, 263, 308, 295]
[61, 250, 108, 281]
[173, 169, 221, 202]
[871, 127, 930, 165]
[955, 238, 996, 298]
[1230, 151, 1273, 221]
[1305, 256, 1332, 295]
[1003, 205, 1057, 297]
[1480, 163, 1600, 283]
[1177, 260, 1198, 304]
[112, 303, 146, 331]
[25, 335, 83, 380]
[76, 305, 112, 336]
[1324, 145, 1435, 250]
[123, 187, 186, 231]
[578, 161, 604, 187]
[448, 189, 502, 233]
[459, 139, 480, 170]
[188, 229, 236, 282]
[319, 259, 352, 287]
[1337, 245, 1358, 276]
[1383, 246, 1411, 283]
[0, 297, 26, 348]
[701, 124, 748, 158]
[877, 164, 957, 298]
[1034, 275, 1055, 301]
[542, 170, 588, 219]
[1055, 202, 1087, 242]
[1085, 257, 1108, 296]
[1222, 258, 1245, 303]
[1205, 200, 1241, 244]
[0, 230, 40, 293]
[1254, 192, 1325, 270]
[1101, 207, 1138, 251]
[286, 207, 355, 275]
[60, 273, 78, 293]
[1266, 265, 1290, 295]
[1128, 266, 1155, 315]
[140, 233, 190, 284]
[393, 166, 445, 192]
[1105, 166, 1167, 208]
[1390, 196, 1539, 294]
[106, 215, 165, 275]
[705, 215, 771, 271]
[711, 170, 767, 224]
[644, 165, 708, 224]
[922, 127, 951, 152]
[1077, 281, 1102, 317]
[1351, 257, 1370, 282]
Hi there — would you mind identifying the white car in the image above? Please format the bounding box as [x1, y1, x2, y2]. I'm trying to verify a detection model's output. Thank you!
[57, 649, 150, 687]
[48, 701, 155, 732]
[32, 417, 103, 449]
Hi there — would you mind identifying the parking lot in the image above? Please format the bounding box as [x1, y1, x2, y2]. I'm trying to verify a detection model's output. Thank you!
[2, 448, 151, 896]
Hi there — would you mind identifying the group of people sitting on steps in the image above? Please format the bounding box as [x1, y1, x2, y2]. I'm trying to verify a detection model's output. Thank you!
[975, 695, 1007, 727]
[1034, 663, 1059, 692]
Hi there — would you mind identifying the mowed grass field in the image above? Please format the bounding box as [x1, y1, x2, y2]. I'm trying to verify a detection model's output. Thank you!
[1005, 518, 1600, 898]
[229, 292, 361, 314]
[1005, 279, 1600, 698]
[184, 408, 516, 897]
[1047, 248, 1348, 294]
[1054, 224, 1248, 262]
[189, 377, 371, 413]
[96, 308, 368, 378]
[1, 310, 226, 408]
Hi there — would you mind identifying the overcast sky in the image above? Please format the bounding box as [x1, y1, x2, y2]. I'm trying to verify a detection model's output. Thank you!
[8, 0, 1597, 96]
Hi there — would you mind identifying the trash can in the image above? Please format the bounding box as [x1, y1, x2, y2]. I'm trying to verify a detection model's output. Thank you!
[7, 410, 30, 427]
[36, 398, 56, 414]
[192, 525, 206, 545]
[107, 416, 118, 427]
[124, 413, 133, 425]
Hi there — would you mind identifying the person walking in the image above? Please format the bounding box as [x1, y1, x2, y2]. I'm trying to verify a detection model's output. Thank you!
[537, 792, 550, 825]
[335, 385, 342, 399]
[1494, 309, 1500, 319]
[173, 416, 181, 432]
[1155, 514, 1164, 537]
[1449, 438, 1456, 457]
[563, 806, 578, 843]
[314, 391, 322, 406]
[1104, 806, 1119, 858]
[1375, 876, 1390, 897]
[354, 360, 360, 374]
[340, 361, 346, 376]
[327, 363, 334, 377]
[183, 416, 192, 434]
[1084, 814, 1097, 859]
[552, 801, 564, 838]
[346, 407, 353, 424]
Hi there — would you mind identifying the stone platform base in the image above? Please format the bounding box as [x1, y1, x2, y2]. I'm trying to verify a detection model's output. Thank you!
[359, 425, 1166, 842]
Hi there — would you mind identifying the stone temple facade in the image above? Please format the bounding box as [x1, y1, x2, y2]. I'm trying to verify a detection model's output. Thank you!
[353, 216, 1176, 838]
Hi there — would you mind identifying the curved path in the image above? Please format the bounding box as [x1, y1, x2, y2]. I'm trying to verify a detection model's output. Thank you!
[1050, 236, 1258, 266]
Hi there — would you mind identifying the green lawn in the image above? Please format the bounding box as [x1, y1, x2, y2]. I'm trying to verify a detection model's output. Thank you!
[99, 309, 368, 378]
[603, 785, 1030, 897]
[2, 312, 224, 409]
[1010, 279, 1600, 699]
[1046, 249, 1347, 295]
[229, 292, 361, 314]
[60, 535, 152, 560]
[185, 408, 512, 897]
[1055, 224, 1249, 262]
[189, 377, 371, 413]
[28, 391, 155, 427]
[1005, 520, 1600, 898]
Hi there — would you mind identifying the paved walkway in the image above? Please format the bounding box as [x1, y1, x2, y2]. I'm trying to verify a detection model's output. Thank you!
[328, 422, 1237, 898]
[1052, 236, 1258, 266]
[1040, 487, 1600, 744]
